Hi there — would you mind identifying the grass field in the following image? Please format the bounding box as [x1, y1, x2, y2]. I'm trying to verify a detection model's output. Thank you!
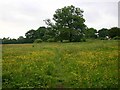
[2, 40, 119, 88]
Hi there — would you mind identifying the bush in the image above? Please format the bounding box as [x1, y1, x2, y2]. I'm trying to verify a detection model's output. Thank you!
[72, 34, 85, 42]
[113, 36, 120, 40]
[42, 35, 52, 41]
[47, 38, 56, 42]
[63, 40, 69, 43]
[81, 37, 86, 42]
[34, 39, 42, 43]
[99, 37, 106, 40]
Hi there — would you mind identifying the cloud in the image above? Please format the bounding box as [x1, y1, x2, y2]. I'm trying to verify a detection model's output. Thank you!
[0, 0, 119, 38]
[81, 2, 118, 29]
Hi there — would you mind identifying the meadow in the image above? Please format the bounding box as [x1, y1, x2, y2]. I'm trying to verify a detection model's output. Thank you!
[2, 40, 119, 88]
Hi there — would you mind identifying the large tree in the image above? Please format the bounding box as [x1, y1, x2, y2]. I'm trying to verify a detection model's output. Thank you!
[46, 5, 86, 42]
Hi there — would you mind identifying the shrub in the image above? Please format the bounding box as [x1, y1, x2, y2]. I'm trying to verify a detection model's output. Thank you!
[81, 37, 86, 42]
[63, 40, 69, 43]
[42, 35, 52, 41]
[47, 38, 56, 42]
[72, 34, 85, 42]
[34, 39, 42, 43]
[113, 36, 120, 40]
[99, 37, 106, 40]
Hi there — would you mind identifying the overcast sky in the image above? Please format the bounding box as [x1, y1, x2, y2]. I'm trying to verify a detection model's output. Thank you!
[0, 0, 119, 39]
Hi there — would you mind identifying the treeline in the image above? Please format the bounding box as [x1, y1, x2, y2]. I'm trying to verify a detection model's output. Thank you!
[1, 5, 120, 44]
[1, 26, 120, 44]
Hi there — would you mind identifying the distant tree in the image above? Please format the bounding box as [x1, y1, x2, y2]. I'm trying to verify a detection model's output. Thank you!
[98, 28, 108, 38]
[10, 39, 17, 44]
[2, 37, 18, 44]
[35, 26, 47, 40]
[45, 5, 86, 42]
[84, 28, 97, 38]
[18, 36, 24, 40]
[25, 29, 36, 39]
[108, 27, 120, 38]
[25, 29, 36, 43]
[17, 36, 25, 43]
[34, 39, 42, 43]
[2, 37, 10, 44]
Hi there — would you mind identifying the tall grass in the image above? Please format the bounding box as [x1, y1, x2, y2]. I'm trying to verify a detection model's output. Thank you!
[2, 40, 118, 88]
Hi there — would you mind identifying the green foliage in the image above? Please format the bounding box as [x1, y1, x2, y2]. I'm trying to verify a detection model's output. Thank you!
[72, 34, 82, 42]
[99, 37, 106, 40]
[58, 28, 70, 41]
[42, 35, 51, 41]
[25, 29, 36, 39]
[113, 36, 120, 40]
[47, 38, 56, 42]
[98, 28, 108, 38]
[35, 27, 47, 39]
[81, 37, 86, 42]
[34, 39, 42, 43]
[84, 28, 97, 39]
[108, 27, 120, 38]
[51, 5, 86, 42]
[17, 36, 26, 44]
[63, 40, 69, 43]
[2, 37, 18, 44]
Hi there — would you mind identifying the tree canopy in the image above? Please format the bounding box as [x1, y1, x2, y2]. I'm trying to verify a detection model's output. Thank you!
[52, 5, 86, 42]
[98, 28, 108, 38]
[84, 28, 97, 39]
[108, 27, 120, 38]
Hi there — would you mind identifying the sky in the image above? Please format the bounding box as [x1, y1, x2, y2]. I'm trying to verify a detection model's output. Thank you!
[0, 0, 119, 39]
